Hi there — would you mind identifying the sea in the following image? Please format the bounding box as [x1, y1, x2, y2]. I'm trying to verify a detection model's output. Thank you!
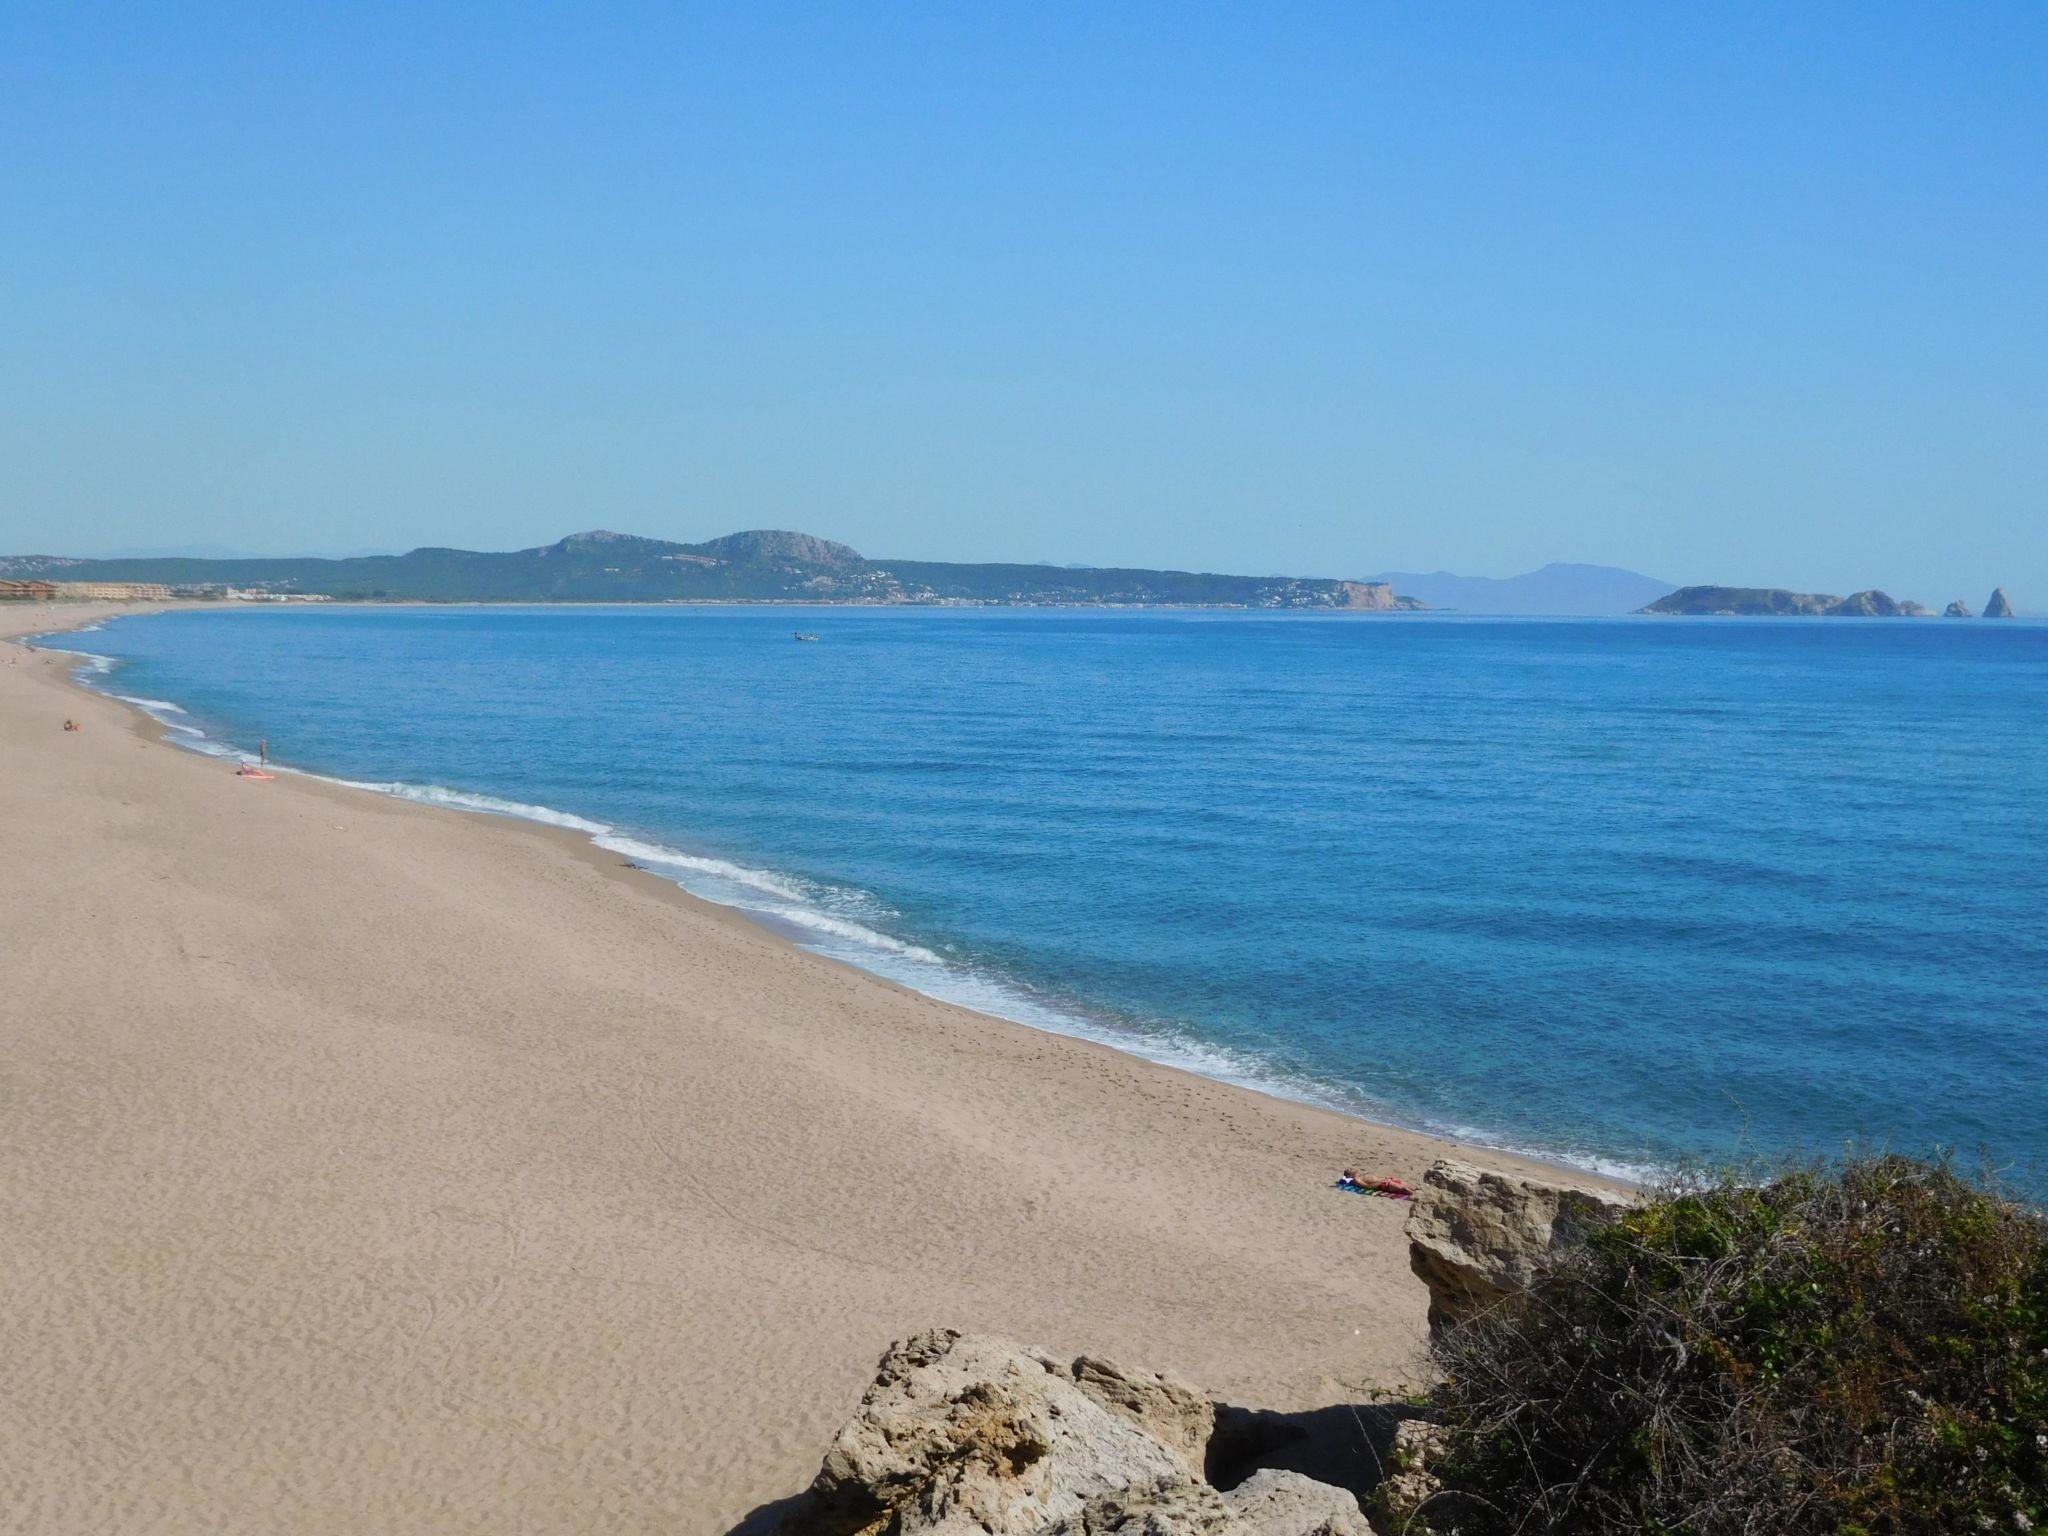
[46, 605, 2048, 1190]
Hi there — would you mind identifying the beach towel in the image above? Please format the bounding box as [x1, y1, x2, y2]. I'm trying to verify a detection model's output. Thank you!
[1334, 1178, 1413, 1201]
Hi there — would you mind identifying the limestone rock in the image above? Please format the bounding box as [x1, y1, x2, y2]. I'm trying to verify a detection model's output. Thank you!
[1825, 589, 1904, 617]
[1222, 1468, 1372, 1534]
[1047, 1470, 1371, 1535]
[1331, 581, 1425, 612]
[1370, 1421, 1447, 1532]
[1984, 586, 2015, 617]
[1406, 1159, 1630, 1332]
[794, 1331, 1369, 1536]
[1044, 1480, 1239, 1534]
[1067, 1355, 1216, 1477]
[1944, 600, 1973, 617]
[803, 1330, 1201, 1535]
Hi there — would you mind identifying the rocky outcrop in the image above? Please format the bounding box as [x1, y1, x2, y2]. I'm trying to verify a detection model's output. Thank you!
[1044, 1480, 1237, 1534]
[1370, 1421, 1447, 1532]
[1333, 581, 1400, 611]
[805, 1331, 1189, 1534]
[1984, 587, 2015, 618]
[1044, 1471, 1368, 1535]
[790, 1330, 1371, 1535]
[1826, 589, 1906, 617]
[1070, 1355, 1216, 1477]
[1329, 583, 1425, 612]
[696, 529, 869, 569]
[1405, 1160, 1631, 1333]
[1220, 1470, 1370, 1534]
[1944, 600, 1973, 617]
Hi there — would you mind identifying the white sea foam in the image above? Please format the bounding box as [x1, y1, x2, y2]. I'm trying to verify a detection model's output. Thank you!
[1419, 1126, 1665, 1187]
[749, 904, 948, 966]
[106, 693, 226, 745]
[330, 779, 614, 836]
[113, 694, 206, 736]
[591, 834, 812, 904]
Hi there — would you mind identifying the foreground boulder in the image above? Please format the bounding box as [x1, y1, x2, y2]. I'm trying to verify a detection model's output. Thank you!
[1219, 1470, 1369, 1534]
[1045, 1470, 1367, 1535]
[1043, 1480, 1238, 1534]
[1069, 1354, 1215, 1476]
[1405, 1160, 1630, 1333]
[792, 1330, 1370, 1535]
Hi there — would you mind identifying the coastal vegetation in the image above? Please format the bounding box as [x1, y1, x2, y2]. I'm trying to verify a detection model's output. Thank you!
[0, 528, 1425, 610]
[1411, 1155, 2047, 1535]
[732, 1154, 2047, 1533]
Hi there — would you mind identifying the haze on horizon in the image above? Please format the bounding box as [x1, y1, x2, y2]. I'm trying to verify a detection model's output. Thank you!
[3, 4, 2043, 604]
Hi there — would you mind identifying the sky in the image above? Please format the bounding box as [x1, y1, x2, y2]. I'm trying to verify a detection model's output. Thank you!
[2, 4, 2043, 603]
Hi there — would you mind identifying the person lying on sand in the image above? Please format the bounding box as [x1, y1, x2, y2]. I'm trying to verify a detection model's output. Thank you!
[63, 719, 80, 732]
[1335, 1169, 1413, 1200]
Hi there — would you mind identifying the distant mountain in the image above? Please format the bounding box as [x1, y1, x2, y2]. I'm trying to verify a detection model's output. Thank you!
[1642, 585, 1932, 617]
[1365, 562, 1675, 615]
[0, 529, 1426, 610]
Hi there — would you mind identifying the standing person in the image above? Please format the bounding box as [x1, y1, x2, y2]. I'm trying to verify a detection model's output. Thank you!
[259, 738, 269, 765]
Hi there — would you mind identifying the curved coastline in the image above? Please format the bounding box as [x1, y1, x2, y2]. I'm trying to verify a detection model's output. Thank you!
[33, 602, 1658, 1188]
[1, 598, 1641, 1532]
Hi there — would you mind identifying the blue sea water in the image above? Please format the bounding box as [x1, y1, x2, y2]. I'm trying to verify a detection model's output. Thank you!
[49, 606, 2048, 1187]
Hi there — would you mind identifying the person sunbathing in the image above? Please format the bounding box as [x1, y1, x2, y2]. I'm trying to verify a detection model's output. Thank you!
[1335, 1169, 1414, 1200]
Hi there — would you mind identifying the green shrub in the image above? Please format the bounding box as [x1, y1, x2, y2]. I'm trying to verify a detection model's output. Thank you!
[1417, 1155, 2047, 1535]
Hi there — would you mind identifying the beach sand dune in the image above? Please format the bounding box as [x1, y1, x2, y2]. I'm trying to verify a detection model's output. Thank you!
[1, 604, 1581, 1534]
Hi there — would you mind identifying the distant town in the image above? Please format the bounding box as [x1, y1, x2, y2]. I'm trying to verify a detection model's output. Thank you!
[0, 579, 331, 603]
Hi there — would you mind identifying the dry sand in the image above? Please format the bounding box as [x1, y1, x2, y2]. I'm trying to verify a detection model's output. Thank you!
[1, 602, 1602, 1534]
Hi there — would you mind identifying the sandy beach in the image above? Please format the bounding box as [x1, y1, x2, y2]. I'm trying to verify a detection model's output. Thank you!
[1, 602, 1602, 1534]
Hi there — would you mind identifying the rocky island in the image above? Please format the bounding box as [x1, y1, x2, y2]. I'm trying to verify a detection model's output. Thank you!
[1640, 585, 1915, 616]
[1638, 585, 1925, 618]
[1644, 583, 2020, 618]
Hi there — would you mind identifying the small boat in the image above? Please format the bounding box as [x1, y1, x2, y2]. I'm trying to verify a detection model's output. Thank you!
[793, 632, 821, 642]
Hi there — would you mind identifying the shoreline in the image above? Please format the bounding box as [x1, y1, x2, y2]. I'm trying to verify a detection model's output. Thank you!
[30, 599, 1653, 1189]
[3, 599, 1623, 1535]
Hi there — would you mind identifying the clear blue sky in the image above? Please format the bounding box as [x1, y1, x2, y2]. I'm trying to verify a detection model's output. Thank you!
[3, 4, 2042, 602]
